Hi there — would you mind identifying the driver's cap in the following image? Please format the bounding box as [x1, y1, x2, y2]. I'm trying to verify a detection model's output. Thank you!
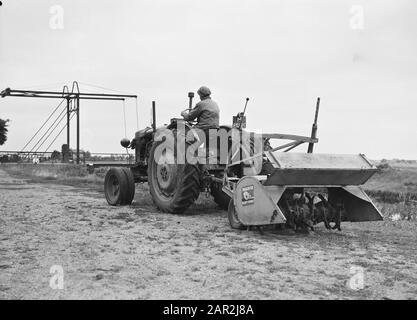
[197, 86, 211, 97]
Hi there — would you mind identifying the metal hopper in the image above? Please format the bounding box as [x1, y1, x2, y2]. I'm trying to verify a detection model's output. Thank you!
[223, 152, 382, 229]
[222, 98, 383, 230]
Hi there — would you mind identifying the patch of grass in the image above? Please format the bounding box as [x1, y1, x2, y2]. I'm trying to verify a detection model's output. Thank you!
[364, 165, 417, 215]
[374, 201, 416, 221]
[364, 166, 417, 195]
[366, 189, 417, 204]
[1, 163, 103, 186]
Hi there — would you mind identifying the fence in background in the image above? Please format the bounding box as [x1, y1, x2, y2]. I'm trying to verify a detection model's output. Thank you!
[0, 150, 133, 164]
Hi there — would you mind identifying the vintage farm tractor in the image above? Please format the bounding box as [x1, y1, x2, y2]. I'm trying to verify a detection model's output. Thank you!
[101, 94, 382, 230]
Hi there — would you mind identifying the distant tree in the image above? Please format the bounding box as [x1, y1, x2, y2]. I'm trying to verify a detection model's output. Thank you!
[0, 118, 9, 145]
[12, 154, 22, 163]
[51, 150, 61, 161]
[377, 161, 391, 171]
[79, 149, 91, 159]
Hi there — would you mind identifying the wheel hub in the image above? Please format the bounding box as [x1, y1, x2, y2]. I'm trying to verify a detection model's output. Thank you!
[155, 149, 178, 195]
[111, 180, 120, 196]
[160, 166, 169, 181]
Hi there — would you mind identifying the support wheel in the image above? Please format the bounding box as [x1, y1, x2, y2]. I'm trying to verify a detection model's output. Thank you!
[228, 199, 245, 230]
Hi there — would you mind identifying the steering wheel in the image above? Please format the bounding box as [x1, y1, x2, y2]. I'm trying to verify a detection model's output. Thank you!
[180, 109, 196, 125]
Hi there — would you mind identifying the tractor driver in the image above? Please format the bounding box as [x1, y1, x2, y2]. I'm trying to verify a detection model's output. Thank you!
[180, 86, 220, 130]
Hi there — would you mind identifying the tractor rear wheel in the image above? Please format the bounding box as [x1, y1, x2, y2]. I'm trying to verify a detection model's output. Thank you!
[147, 136, 200, 213]
[104, 167, 135, 205]
[228, 199, 245, 230]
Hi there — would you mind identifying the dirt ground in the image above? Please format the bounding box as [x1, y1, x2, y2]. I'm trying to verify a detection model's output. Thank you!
[0, 168, 416, 300]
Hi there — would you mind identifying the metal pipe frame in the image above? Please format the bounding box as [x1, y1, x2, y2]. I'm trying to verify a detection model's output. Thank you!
[1, 85, 138, 164]
[3, 89, 137, 99]
[3, 93, 126, 101]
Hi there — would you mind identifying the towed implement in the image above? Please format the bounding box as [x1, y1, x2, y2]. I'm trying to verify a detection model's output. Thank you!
[99, 94, 382, 231]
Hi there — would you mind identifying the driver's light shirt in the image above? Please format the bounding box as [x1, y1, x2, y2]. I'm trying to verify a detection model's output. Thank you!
[183, 97, 220, 129]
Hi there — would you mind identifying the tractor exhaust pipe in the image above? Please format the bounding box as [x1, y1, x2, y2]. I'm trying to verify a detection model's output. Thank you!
[308, 97, 320, 153]
[152, 101, 156, 132]
[188, 92, 194, 111]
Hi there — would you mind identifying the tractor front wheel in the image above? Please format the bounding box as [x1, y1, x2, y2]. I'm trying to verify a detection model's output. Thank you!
[104, 167, 135, 205]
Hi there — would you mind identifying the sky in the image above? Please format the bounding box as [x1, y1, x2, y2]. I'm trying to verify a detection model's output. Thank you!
[0, 0, 416, 159]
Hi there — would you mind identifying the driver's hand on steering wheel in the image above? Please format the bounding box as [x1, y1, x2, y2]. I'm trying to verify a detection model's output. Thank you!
[180, 110, 188, 118]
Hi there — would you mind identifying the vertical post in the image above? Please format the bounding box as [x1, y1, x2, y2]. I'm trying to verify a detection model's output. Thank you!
[76, 96, 80, 164]
[188, 92, 194, 111]
[66, 98, 70, 147]
[307, 97, 320, 153]
[152, 101, 156, 132]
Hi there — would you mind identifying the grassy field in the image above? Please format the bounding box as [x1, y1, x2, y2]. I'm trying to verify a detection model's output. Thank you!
[363, 161, 417, 221]
[365, 161, 417, 195]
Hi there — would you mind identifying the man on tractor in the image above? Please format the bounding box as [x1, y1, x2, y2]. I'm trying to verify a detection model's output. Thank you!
[180, 86, 221, 170]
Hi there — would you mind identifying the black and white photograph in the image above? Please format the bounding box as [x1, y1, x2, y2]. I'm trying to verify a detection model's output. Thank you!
[0, 0, 416, 305]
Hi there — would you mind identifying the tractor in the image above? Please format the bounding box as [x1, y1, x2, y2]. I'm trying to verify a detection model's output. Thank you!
[101, 93, 382, 230]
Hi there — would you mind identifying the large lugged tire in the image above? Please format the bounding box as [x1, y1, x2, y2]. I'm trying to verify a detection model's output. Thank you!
[104, 167, 134, 205]
[147, 135, 200, 214]
[211, 183, 231, 210]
